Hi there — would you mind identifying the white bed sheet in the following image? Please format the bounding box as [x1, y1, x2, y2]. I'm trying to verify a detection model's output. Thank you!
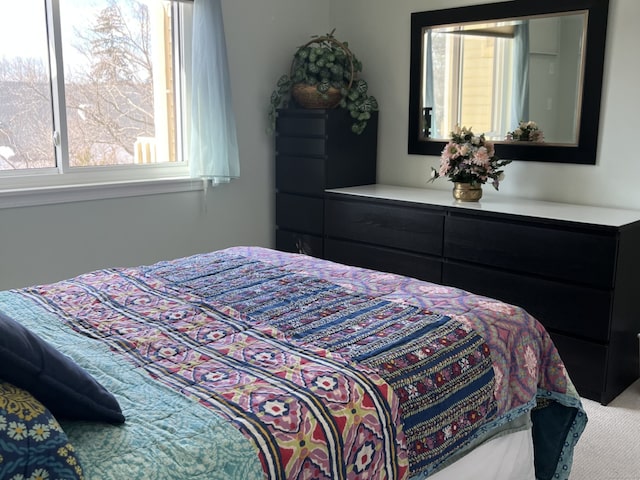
[427, 429, 535, 480]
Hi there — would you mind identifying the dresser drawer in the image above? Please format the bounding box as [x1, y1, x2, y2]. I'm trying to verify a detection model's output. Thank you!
[325, 239, 442, 283]
[550, 333, 607, 402]
[276, 230, 323, 258]
[444, 215, 617, 288]
[325, 197, 444, 256]
[276, 193, 323, 235]
[276, 136, 326, 157]
[276, 113, 326, 136]
[276, 156, 325, 195]
[443, 261, 612, 341]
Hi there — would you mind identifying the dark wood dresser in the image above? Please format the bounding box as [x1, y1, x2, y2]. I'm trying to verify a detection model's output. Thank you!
[275, 108, 377, 257]
[323, 184, 640, 405]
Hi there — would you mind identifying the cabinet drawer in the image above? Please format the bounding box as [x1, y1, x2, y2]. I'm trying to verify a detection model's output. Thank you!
[550, 333, 607, 402]
[325, 198, 444, 256]
[443, 261, 612, 341]
[276, 136, 326, 157]
[444, 215, 617, 288]
[276, 115, 326, 136]
[325, 239, 442, 283]
[276, 193, 323, 235]
[276, 230, 323, 258]
[276, 156, 325, 195]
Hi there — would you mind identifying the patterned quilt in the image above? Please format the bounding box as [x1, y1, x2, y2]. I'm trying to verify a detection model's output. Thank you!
[4, 247, 586, 480]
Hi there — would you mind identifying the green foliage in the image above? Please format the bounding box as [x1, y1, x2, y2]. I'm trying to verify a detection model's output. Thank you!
[267, 30, 378, 135]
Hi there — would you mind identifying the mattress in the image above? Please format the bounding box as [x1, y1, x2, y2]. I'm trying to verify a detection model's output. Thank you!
[0, 246, 586, 479]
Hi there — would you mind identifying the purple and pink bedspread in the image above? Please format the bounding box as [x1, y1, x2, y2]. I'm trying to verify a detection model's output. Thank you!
[16, 246, 585, 479]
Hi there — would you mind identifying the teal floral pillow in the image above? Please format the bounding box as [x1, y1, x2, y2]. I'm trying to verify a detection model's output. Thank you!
[0, 380, 84, 480]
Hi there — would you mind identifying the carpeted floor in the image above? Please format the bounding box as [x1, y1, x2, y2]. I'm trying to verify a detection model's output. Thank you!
[571, 379, 640, 480]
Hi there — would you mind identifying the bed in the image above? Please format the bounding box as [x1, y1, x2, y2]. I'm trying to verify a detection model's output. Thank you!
[0, 246, 586, 480]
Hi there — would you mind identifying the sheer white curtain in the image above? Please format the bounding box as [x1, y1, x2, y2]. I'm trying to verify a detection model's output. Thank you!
[190, 0, 240, 185]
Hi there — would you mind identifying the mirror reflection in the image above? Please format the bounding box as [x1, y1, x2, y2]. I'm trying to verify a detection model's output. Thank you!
[422, 12, 587, 145]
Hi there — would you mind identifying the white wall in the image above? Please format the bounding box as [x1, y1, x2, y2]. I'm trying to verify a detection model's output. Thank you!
[0, 0, 329, 290]
[2, 0, 637, 289]
[331, 0, 640, 209]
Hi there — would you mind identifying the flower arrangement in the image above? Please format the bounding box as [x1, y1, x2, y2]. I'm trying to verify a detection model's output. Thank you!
[506, 121, 544, 142]
[428, 126, 512, 190]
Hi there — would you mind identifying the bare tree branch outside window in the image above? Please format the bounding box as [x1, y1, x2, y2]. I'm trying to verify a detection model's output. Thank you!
[0, 0, 170, 171]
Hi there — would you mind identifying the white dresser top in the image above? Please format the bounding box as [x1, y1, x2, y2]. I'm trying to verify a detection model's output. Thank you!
[325, 184, 640, 227]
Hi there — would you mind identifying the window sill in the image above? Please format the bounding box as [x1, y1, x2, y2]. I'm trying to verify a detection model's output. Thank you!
[0, 176, 204, 209]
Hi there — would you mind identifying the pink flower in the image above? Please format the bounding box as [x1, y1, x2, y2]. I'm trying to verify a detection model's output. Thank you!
[473, 147, 490, 166]
[429, 126, 511, 189]
[441, 141, 459, 159]
[484, 141, 495, 157]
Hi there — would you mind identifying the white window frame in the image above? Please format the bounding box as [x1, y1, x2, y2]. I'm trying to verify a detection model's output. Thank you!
[0, 0, 200, 209]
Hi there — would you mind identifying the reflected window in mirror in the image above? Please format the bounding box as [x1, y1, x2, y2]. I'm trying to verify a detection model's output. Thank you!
[408, 0, 609, 164]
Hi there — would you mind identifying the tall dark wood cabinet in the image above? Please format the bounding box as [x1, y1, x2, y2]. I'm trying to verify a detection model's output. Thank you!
[324, 184, 640, 405]
[275, 108, 377, 257]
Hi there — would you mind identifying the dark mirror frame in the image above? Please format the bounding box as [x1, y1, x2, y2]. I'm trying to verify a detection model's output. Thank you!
[408, 0, 609, 164]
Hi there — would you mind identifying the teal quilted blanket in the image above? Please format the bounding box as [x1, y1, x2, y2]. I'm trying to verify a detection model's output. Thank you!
[0, 292, 263, 480]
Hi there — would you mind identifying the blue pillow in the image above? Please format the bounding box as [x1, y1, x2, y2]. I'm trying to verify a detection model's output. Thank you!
[0, 380, 84, 479]
[0, 310, 124, 424]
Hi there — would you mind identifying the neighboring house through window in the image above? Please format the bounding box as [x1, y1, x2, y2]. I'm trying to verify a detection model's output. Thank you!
[428, 24, 515, 140]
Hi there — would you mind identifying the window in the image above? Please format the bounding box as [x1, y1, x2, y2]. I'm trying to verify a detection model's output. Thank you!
[0, 0, 194, 200]
[429, 28, 513, 140]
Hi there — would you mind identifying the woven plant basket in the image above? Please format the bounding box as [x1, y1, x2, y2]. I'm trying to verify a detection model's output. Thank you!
[291, 84, 342, 109]
[290, 35, 354, 110]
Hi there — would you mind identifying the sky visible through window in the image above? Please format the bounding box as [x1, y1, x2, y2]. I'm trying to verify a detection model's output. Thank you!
[0, 0, 159, 68]
[0, 0, 175, 170]
[1, 1, 100, 64]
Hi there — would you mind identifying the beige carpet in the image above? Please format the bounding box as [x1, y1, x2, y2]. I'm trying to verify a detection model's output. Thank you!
[571, 379, 640, 479]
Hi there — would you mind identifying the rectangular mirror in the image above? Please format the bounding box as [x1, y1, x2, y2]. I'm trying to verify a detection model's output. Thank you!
[408, 0, 609, 164]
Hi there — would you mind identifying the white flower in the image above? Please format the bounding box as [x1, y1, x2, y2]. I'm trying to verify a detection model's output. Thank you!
[406, 383, 419, 399]
[314, 375, 338, 391]
[7, 421, 28, 440]
[28, 468, 49, 480]
[354, 443, 376, 473]
[459, 357, 470, 372]
[29, 423, 51, 442]
[47, 418, 63, 432]
[262, 399, 288, 417]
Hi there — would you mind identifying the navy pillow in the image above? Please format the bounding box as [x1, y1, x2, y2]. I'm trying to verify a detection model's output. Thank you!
[0, 310, 125, 424]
